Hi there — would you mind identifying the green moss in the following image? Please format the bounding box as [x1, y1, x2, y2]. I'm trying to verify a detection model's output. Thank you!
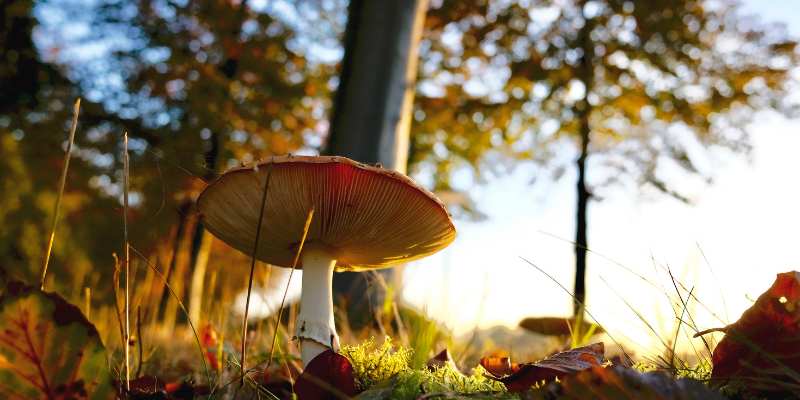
[343, 337, 511, 399]
[393, 365, 508, 400]
[631, 358, 712, 381]
[341, 337, 413, 391]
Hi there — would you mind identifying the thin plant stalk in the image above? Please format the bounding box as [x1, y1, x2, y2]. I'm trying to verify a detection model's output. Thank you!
[135, 307, 144, 378]
[267, 208, 315, 370]
[128, 245, 211, 384]
[83, 287, 91, 319]
[111, 254, 126, 350]
[122, 132, 131, 391]
[241, 162, 273, 380]
[520, 256, 633, 363]
[40, 98, 81, 290]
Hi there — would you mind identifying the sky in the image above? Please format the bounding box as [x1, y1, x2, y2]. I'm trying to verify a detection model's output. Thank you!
[400, 0, 800, 355]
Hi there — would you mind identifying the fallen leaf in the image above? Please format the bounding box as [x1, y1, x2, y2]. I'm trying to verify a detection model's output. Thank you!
[0, 280, 112, 399]
[428, 348, 458, 371]
[164, 381, 209, 399]
[127, 375, 167, 398]
[294, 350, 358, 400]
[528, 366, 726, 399]
[258, 360, 302, 400]
[491, 343, 605, 392]
[118, 376, 210, 399]
[710, 271, 800, 393]
[479, 356, 519, 377]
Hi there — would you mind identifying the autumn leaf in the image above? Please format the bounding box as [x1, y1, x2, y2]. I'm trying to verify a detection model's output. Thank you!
[257, 360, 302, 400]
[527, 366, 726, 400]
[126, 376, 168, 399]
[428, 348, 458, 371]
[123, 375, 211, 400]
[709, 271, 800, 393]
[0, 280, 112, 399]
[487, 343, 605, 392]
[294, 349, 358, 400]
[479, 355, 519, 378]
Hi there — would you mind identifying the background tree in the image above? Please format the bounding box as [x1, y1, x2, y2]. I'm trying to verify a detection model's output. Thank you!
[3, 0, 339, 320]
[411, 0, 798, 315]
[324, 0, 429, 323]
[88, 0, 339, 324]
[0, 0, 136, 297]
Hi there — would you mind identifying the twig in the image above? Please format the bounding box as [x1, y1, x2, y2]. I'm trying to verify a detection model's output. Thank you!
[267, 208, 315, 370]
[40, 98, 81, 290]
[241, 162, 273, 381]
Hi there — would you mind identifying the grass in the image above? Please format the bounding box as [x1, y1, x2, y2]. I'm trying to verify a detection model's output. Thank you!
[39, 98, 81, 290]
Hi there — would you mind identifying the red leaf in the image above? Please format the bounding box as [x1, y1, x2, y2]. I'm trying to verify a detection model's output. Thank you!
[0, 281, 112, 399]
[294, 350, 358, 400]
[711, 271, 800, 392]
[494, 343, 605, 392]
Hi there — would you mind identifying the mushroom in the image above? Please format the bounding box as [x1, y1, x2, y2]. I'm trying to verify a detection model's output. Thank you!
[518, 316, 604, 337]
[197, 155, 456, 366]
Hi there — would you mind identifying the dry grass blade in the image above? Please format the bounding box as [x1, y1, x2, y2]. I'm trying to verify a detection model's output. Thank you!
[241, 162, 273, 380]
[84, 287, 91, 319]
[519, 256, 633, 363]
[111, 254, 126, 351]
[123, 132, 131, 391]
[40, 98, 81, 290]
[597, 275, 672, 353]
[128, 245, 211, 384]
[267, 207, 315, 370]
[667, 268, 710, 359]
[696, 242, 730, 322]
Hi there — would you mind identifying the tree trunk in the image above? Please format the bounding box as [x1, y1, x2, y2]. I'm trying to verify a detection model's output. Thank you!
[187, 0, 247, 323]
[187, 131, 219, 325]
[325, 0, 428, 325]
[573, 5, 594, 317]
[574, 120, 590, 316]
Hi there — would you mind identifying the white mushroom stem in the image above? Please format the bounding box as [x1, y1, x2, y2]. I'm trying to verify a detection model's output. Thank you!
[296, 247, 340, 367]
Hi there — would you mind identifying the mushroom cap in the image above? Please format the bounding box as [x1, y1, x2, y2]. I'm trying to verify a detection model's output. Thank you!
[197, 155, 456, 271]
[518, 317, 605, 336]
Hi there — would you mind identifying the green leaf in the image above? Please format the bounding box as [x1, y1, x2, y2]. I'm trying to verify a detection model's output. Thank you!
[0, 281, 112, 399]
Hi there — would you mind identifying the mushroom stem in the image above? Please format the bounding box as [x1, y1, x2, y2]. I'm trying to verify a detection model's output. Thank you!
[296, 247, 339, 367]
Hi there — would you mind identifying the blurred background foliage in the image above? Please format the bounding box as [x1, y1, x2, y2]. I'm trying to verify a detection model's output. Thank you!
[0, 0, 797, 345]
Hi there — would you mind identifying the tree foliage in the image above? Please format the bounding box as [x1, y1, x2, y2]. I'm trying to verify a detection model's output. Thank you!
[413, 0, 797, 197]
